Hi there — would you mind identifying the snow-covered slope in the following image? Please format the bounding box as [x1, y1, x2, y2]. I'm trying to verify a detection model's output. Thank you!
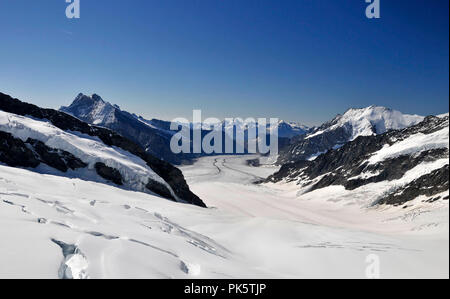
[267, 114, 449, 207]
[0, 92, 205, 207]
[0, 165, 239, 279]
[1, 155, 448, 279]
[0, 110, 174, 197]
[277, 106, 424, 164]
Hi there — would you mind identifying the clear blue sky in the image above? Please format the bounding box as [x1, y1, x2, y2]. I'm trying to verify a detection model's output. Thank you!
[0, 0, 448, 126]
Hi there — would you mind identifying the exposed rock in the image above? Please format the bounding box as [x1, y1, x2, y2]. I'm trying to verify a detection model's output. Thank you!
[277, 126, 350, 164]
[26, 139, 87, 172]
[0, 131, 40, 168]
[313, 148, 448, 192]
[376, 165, 449, 206]
[146, 179, 174, 200]
[0, 130, 87, 172]
[246, 158, 260, 167]
[94, 162, 123, 185]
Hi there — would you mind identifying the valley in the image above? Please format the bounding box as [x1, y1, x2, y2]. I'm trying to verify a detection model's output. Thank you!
[0, 93, 448, 279]
[1, 155, 448, 278]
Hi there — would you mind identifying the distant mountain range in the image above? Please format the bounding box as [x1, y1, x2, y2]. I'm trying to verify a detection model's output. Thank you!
[60, 93, 310, 164]
[0, 92, 205, 207]
[60, 94, 429, 168]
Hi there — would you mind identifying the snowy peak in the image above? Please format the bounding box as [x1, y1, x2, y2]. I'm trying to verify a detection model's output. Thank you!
[61, 93, 117, 126]
[91, 93, 104, 103]
[277, 106, 425, 164]
[71, 93, 104, 107]
[310, 105, 424, 140]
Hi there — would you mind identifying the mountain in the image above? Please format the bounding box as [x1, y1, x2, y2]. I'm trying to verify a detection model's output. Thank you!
[221, 118, 309, 139]
[266, 114, 449, 207]
[276, 106, 424, 164]
[0, 92, 205, 207]
[60, 93, 195, 165]
[275, 120, 310, 138]
[61, 93, 309, 161]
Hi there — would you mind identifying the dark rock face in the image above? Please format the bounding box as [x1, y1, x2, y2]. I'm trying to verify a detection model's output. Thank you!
[277, 126, 351, 164]
[246, 158, 260, 167]
[0, 131, 87, 172]
[0, 92, 205, 207]
[26, 139, 87, 172]
[143, 154, 206, 207]
[266, 115, 449, 206]
[0, 131, 40, 168]
[146, 179, 174, 201]
[311, 148, 448, 192]
[94, 163, 123, 185]
[376, 165, 449, 206]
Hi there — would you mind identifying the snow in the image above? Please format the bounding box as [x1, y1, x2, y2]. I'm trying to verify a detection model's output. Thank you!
[290, 158, 449, 210]
[348, 170, 382, 181]
[0, 110, 179, 201]
[182, 156, 448, 278]
[367, 127, 449, 165]
[0, 154, 448, 278]
[304, 129, 325, 139]
[61, 251, 89, 279]
[306, 106, 424, 140]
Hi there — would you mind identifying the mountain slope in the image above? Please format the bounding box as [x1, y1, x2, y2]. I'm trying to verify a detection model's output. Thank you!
[277, 106, 424, 164]
[0, 92, 205, 207]
[266, 114, 449, 207]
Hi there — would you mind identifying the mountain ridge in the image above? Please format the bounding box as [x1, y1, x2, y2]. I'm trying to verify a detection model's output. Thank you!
[60, 93, 311, 162]
[266, 114, 449, 207]
[0, 92, 206, 207]
[276, 105, 425, 164]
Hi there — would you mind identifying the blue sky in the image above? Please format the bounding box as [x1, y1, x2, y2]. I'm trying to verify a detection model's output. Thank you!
[0, 0, 448, 126]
